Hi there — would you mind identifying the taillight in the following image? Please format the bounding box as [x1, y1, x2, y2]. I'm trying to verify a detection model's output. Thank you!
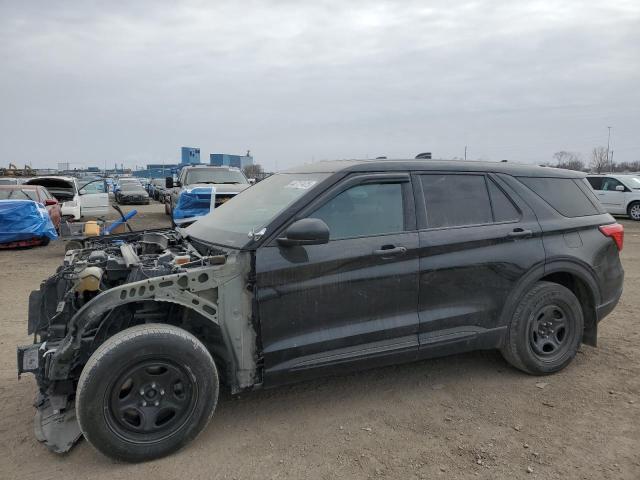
[599, 223, 624, 251]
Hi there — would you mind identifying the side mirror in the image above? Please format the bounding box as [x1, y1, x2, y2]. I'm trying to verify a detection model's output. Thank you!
[79, 189, 87, 195]
[615, 185, 625, 192]
[248, 178, 256, 185]
[44, 199, 58, 206]
[165, 177, 174, 188]
[277, 218, 330, 247]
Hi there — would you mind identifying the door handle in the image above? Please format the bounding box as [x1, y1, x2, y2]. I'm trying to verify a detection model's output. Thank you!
[373, 245, 407, 257]
[507, 228, 533, 239]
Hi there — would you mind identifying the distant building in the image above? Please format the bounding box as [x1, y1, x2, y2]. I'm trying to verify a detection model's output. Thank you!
[131, 163, 180, 178]
[209, 152, 253, 169]
[181, 147, 201, 165]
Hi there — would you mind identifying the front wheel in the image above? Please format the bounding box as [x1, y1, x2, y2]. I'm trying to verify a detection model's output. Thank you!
[76, 324, 219, 462]
[501, 281, 583, 375]
[628, 201, 640, 221]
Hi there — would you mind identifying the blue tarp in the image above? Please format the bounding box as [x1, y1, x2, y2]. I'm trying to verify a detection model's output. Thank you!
[173, 187, 216, 220]
[0, 200, 58, 244]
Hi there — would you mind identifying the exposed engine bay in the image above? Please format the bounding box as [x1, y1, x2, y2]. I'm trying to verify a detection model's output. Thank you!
[17, 229, 257, 453]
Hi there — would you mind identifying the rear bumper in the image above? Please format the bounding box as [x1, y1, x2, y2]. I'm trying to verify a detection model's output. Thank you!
[596, 283, 623, 322]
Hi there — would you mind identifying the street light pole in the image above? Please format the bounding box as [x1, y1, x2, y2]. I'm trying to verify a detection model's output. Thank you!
[606, 126, 612, 172]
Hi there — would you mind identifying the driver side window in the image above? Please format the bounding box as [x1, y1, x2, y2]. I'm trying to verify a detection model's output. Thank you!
[308, 182, 405, 240]
[602, 178, 624, 192]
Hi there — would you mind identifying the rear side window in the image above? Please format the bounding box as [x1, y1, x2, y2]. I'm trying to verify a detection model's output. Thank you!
[518, 177, 601, 217]
[420, 174, 493, 228]
[586, 177, 603, 190]
[310, 182, 405, 239]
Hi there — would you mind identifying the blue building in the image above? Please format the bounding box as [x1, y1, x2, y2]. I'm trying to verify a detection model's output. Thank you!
[132, 163, 180, 178]
[209, 153, 253, 169]
[181, 147, 201, 165]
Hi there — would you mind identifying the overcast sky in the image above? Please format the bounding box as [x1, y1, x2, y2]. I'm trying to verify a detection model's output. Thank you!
[1, 0, 639, 171]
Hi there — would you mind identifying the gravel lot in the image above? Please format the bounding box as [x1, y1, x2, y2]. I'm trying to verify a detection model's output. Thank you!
[1, 202, 638, 479]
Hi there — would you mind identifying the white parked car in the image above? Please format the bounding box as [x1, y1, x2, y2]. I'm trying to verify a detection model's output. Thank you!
[25, 176, 109, 220]
[586, 174, 640, 221]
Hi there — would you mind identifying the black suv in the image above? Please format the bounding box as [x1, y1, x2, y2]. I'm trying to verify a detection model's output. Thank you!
[18, 160, 624, 461]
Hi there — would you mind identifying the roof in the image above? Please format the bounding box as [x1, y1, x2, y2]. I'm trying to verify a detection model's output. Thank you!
[283, 159, 586, 178]
[182, 165, 241, 171]
[587, 173, 640, 177]
[25, 176, 76, 182]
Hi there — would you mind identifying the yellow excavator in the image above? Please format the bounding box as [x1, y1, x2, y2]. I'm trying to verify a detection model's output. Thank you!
[0, 163, 35, 177]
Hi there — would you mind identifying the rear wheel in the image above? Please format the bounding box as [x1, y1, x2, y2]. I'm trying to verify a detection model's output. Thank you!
[628, 201, 640, 221]
[501, 281, 583, 375]
[76, 324, 219, 462]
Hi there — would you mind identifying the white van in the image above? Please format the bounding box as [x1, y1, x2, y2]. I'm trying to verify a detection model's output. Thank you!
[25, 176, 110, 220]
[586, 174, 640, 220]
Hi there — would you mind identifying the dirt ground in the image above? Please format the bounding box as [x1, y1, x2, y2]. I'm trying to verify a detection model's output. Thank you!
[1, 202, 638, 480]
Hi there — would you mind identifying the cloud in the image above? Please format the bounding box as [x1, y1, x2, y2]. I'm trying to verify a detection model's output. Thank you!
[1, 0, 639, 170]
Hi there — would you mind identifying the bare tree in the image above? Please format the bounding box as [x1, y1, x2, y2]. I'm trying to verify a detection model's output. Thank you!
[553, 151, 584, 171]
[243, 163, 264, 180]
[590, 146, 609, 173]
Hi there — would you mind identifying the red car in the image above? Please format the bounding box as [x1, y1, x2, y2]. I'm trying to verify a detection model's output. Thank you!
[0, 185, 62, 230]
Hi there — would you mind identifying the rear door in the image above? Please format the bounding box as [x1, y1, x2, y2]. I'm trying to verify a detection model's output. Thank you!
[256, 173, 420, 386]
[79, 179, 110, 217]
[414, 172, 545, 354]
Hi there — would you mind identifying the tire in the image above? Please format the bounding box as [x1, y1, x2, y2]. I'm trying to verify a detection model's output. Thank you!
[501, 281, 583, 375]
[628, 201, 640, 221]
[76, 323, 219, 462]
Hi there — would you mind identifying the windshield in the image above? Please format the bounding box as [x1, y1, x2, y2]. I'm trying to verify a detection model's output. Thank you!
[0, 189, 38, 201]
[80, 180, 106, 193]
[121, 183, 146, 192]
[185, 169, 247, 185]
[625, 176, 640, 189]
[185, 173, 330, 247]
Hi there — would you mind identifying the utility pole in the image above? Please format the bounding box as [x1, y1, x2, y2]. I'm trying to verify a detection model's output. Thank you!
[464, 146, 467, 161]
[606, 126, 612, 172]
[610, 150, 614, 171]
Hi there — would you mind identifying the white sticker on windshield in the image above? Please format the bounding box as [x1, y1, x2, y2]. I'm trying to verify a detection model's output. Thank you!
[285, 180, 317, 190]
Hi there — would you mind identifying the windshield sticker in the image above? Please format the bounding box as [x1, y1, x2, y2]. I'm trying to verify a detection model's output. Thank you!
[284, 180, 317, 190]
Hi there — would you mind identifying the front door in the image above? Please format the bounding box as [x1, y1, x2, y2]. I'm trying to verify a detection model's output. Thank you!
[595, 177, 626, 213]
[414, 172, 545, 355]
[256, 173, 420, 386]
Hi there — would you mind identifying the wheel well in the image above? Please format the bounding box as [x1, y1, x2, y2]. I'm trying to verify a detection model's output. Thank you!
[627, 200, 640, 212]
[85, 301, 233, 386]
[539, 272, 598, 346]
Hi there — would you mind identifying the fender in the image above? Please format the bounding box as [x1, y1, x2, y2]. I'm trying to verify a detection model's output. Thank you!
[47, 255, 257, 391]
[498, 258, 600, 332]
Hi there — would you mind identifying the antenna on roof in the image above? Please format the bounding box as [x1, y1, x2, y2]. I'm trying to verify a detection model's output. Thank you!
[376, 156, 387, 159]
[415, 152, 432, 160]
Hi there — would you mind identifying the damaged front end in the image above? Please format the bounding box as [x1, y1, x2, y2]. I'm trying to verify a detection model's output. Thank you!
[17, 229, 258, 453]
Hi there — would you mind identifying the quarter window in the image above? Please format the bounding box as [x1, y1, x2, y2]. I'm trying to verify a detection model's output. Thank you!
[487, 179, 520, 222]
[309, 183, 405, 239]
[518, 177, 601, 217]
[420, 174, 493, 228]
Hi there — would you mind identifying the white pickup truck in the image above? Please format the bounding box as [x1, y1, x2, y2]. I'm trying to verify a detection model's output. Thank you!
[165, 165, 252, 216]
